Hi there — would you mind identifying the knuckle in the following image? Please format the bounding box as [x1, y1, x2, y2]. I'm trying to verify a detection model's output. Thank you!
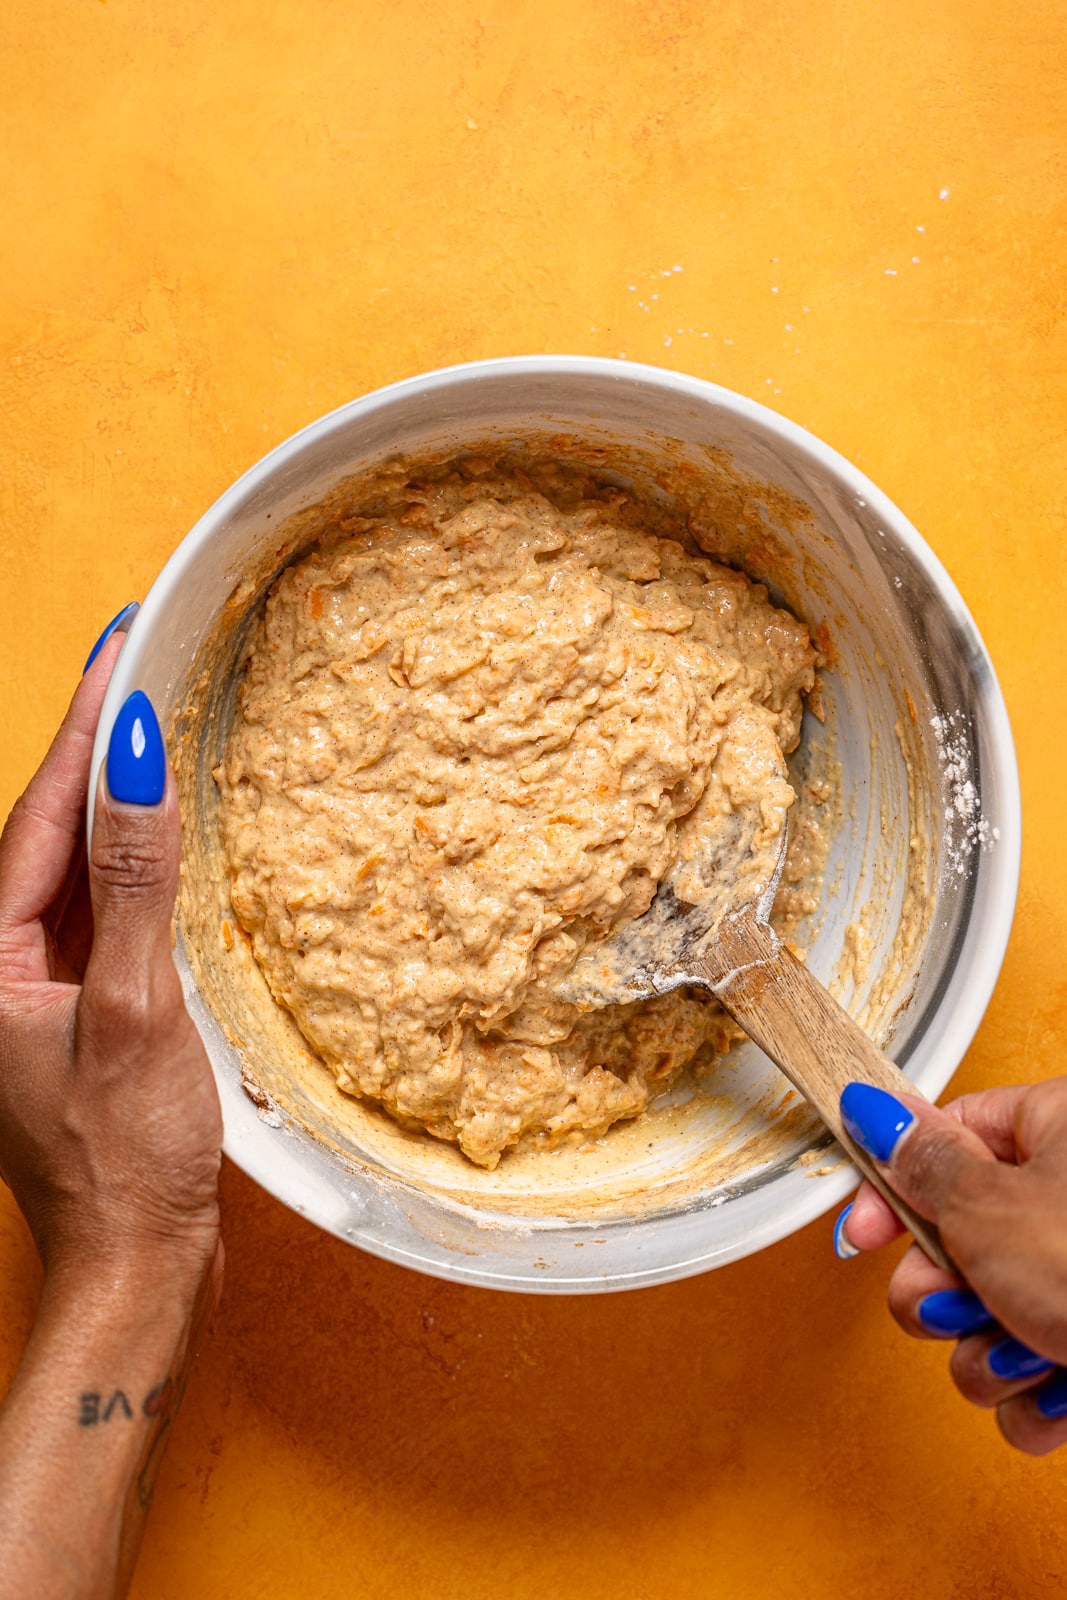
[885, 1249, 934, 1334]
[940, 1157, 998, 1218]
[81, 979, 153, 1043]
[0, 944, 32, 997]
[81, 966, 181, 1041]
[1023, 1075, 1067, 1113]
[885, 1278, 917, 1335]
[948, 1339, 1001, 1408]
[940, 1171, 1018, 1274]
[1017, 1076, 1067, 1149]
[894, 1122, 963, 1197]
[1, 790, 27, 841]
[3, 788, 38, 836]
[91, 834, 172, 897]
[996, 1399, 1067, 1458]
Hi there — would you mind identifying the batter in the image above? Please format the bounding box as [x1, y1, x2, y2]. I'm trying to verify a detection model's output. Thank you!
[216, 460, 817, 1167]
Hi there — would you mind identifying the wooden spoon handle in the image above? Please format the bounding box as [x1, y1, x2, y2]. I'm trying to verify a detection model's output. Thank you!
[693, 912, 954, 1274]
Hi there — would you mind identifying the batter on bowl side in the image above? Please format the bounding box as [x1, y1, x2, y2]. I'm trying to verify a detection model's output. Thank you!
[216, 460, 817, 1168]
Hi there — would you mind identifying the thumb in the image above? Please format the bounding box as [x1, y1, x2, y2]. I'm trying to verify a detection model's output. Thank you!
[83, 691, 182, 1023]
[839, 1081, 1067, 1355]
[840, 1081, 1010, 1232]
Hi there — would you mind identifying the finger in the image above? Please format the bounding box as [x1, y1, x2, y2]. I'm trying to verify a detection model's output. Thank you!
[840, 1082, 1009, 1228]
[835, 1182, 905, 1256]
[837, 1085, 1036, 1257]
[0, 630, 124, 972]
[883, 1246, 1054, 1418]
[42, 818, 85, 929]
[81, 692, 184, 1033]
[51, 849, 94, 982]
[841, 1081, 1067, 1358]
[1013, 1076, 1067, 1162]
[997, 1374, 1067, 1456]
[82, 601, 139, 677]
[941, 1085, 1030, 1163]
[948, 1330, 1056, 1409]
[885, 1241, 980, 1338]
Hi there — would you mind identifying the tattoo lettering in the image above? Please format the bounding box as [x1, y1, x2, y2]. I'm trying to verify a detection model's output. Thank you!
[78, 1379, 173, 1427]
[103, 1390, 133, 1422]
[142, 1378, 173, 1417]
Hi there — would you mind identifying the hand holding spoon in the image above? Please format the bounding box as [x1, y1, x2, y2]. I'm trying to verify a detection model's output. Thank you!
[560, 822, 952, 1272]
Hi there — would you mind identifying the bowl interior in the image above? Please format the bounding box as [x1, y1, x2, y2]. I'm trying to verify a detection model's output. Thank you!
[88, 359, 1019, 1291]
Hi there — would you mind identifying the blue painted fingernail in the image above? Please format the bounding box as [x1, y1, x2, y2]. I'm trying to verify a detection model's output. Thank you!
[840, 1082, 916, 1163]
[988, 1336, 1054, 1382]
[1036, 1369, 1067, 1421]
[917, 1288, 995, 1339]
[833, 1204, 860, 1260]
[83, 601, 139, 675]
[106, 691, 166, 806]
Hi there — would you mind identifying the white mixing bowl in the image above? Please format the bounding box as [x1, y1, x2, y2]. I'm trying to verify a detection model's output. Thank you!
[88, 357, 1021, 1293]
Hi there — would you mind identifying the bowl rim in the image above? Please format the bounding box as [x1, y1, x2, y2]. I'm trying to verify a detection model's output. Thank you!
[87, 355, 1023, 1291]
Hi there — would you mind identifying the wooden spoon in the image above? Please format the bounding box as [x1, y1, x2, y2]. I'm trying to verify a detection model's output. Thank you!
[561, 830, 952, 1271]
[696, 897, 951, 1270]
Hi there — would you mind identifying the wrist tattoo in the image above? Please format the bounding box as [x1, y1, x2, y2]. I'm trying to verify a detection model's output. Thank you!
[78, 1378, 174, 1428]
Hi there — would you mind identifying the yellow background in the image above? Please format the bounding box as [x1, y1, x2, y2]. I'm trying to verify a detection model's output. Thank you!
[2, 1, 1067, 1594]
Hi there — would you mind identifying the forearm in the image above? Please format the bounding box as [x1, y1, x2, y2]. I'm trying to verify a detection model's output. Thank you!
[0, 1248, 217, 1599]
